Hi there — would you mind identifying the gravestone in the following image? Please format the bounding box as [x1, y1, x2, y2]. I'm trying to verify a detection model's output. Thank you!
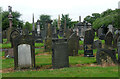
[52, 38, 69, 69]
[68, 32, 79, 56]
[84, 29, 94, 57]
[10, 29, 21, 48]
[117, 36, 120, 63]
[44, 20, 52, 52]
[6, 27, 14, 42]
[113, 33, 120, 48]
[34, 20, 43, 43]
[13, 35, 35, 70]
[108, 25, 114, 34]
[96, 48, 117, 65]
[105, 31, 113, 48]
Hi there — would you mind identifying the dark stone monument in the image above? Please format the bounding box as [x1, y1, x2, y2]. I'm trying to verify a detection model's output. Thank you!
[13, 34, 35, 70]
[10, 29, 21, 48]
[68, 32, 79, 56]
[96, 48, 117, 65]
[117, 36, 120, 64]
[84, 29, 94, 57]
[52, 38, 69, 69]
[113, 33, 120, 48]
[105, 31, 113, 48]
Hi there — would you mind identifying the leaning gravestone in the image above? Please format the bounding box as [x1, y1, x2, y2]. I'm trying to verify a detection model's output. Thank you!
[68, 32, 79, 56]
[52, 38, 69, 69]
[84, 29, 94, 57]
[13, 34, 35, 70]
[96, 48, 117, 65]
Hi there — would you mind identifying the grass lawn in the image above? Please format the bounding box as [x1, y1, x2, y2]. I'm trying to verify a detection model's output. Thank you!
[2, 52, 119, 77]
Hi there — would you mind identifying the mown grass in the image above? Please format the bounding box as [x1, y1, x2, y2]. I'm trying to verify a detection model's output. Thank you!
[35, 43, 44, 48]
[2, 65, 118, 77]
[2, 50, 119, 77]
[2, 43, 11, 49]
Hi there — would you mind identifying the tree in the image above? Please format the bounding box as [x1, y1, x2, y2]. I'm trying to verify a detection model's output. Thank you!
[39, 14, 51, 28]
[23, 21, 32, 31]
[2, 11, 23, 31]
[61, 14, 72, 28]
[84, 13, 100, 24]
[92, 9, 120, 29]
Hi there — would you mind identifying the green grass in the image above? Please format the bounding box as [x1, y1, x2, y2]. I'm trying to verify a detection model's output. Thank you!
[35, 43, 44, 48]
[35, 48, 44, 55]
[58, 35, 63, 39]
[3, 39, 7, 43]
[79, 41, 83, 45]
[2, 58, 14, 69]
[2, 53, 118, 77]
[78, 50, 84, 55]
[2, 43, 11, 48]
[2, 66, 118, 77]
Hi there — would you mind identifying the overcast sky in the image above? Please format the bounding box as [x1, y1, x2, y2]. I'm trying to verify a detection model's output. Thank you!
[0, 0, 120, 23]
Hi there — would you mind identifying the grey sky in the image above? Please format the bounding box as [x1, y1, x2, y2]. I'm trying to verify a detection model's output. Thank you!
[1, 0, 120, 23]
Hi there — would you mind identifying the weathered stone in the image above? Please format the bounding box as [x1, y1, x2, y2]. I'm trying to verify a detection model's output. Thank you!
[105, 31, 113, 47]
[52, 38, 69, 69]
[68, 32, 79, 56]
[13, 35, 35, 70]
[96, 48, 117, 65]
[84, 29, 94, 57]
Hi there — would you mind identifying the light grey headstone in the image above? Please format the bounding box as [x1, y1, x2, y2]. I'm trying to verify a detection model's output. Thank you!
[18, 44, 32, 67]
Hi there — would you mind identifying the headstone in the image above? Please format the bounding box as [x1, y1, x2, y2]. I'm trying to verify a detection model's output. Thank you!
[108, 25, 114, 34]
[13, 35, 35, 69]
[113, 33, 120, 48]
[44, 20, 52, 52]
[52, 38, 69, 69]
[6, 27, 14, 42]
[35, 20, 43, 43]
[117, 36, 120, 63]
[105, 31, 113, 48]
[84, 29, 94, 57]
[96, 48, 117, 65]
[68, 32, 79, 56]
[10, 29, 21, 48]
